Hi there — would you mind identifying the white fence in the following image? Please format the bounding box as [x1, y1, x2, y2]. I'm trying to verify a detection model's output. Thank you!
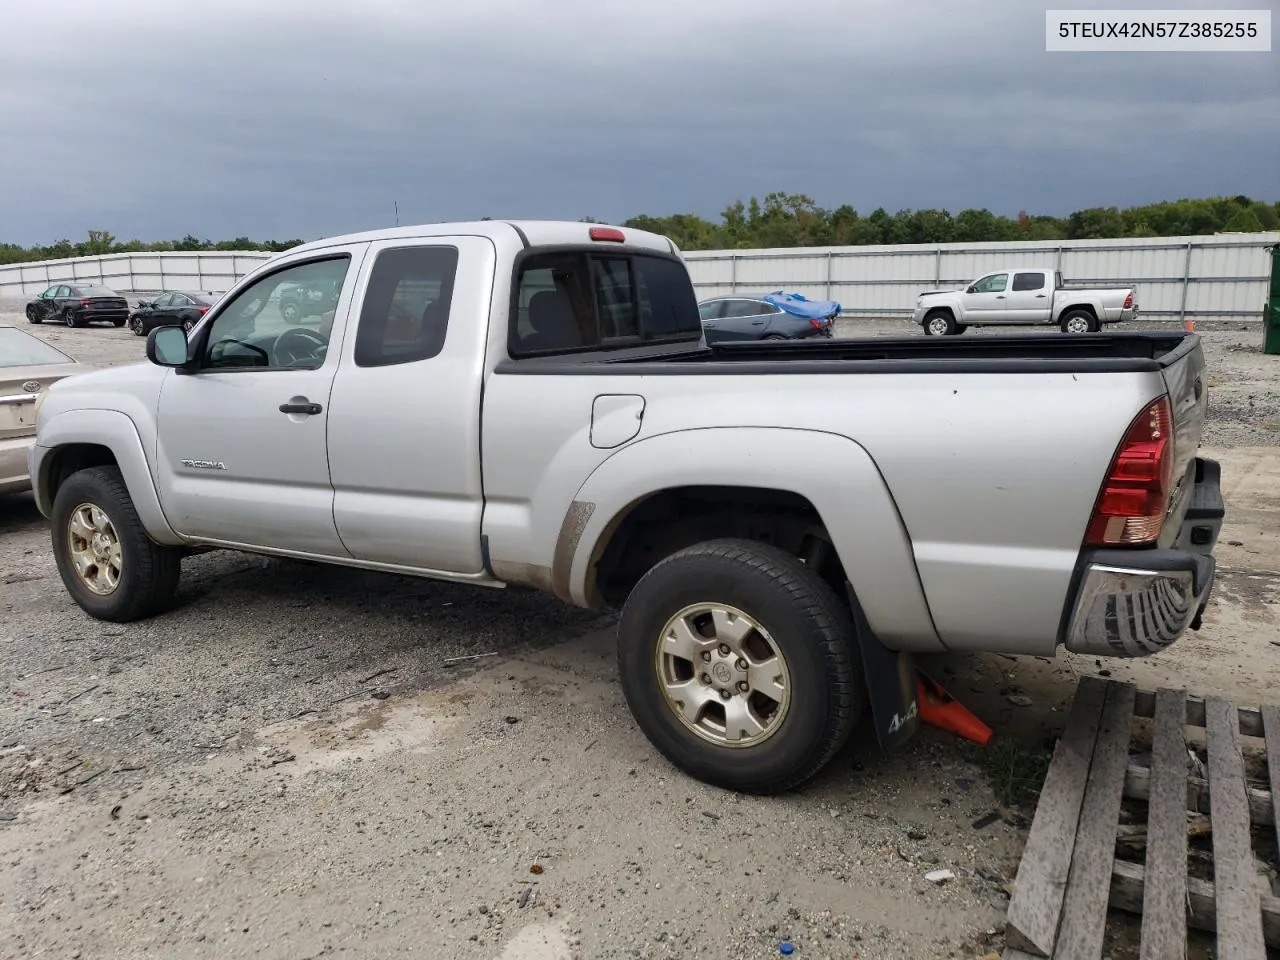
[683, 232, 1278, 322]
[2, 232, 1275, 322]
[0, 251, 275, 299]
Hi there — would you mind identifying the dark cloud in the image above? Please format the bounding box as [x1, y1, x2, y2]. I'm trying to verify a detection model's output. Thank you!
[1, 0, 1274, 244]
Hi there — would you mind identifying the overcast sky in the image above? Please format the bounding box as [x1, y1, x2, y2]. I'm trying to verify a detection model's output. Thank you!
[1, 0, 1275, 245]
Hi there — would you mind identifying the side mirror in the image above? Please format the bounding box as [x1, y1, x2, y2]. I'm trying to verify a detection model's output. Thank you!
[147, 325, 189, 368]
[966, 286, 977, 294]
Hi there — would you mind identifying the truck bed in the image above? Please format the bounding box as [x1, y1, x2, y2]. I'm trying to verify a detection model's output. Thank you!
[497, 331, 1198, 376]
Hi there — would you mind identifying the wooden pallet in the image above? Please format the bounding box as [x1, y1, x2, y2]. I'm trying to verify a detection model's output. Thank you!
[1003, 675, 1280, 959]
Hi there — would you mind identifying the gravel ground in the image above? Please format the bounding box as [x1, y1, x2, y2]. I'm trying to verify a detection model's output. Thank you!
[1, 303, 1277, 959]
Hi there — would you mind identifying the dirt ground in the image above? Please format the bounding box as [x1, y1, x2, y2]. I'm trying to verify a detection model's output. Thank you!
[1, 306, 1277, 959]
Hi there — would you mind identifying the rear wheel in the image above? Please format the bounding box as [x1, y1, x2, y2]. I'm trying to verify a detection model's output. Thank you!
[64, 309, 81, 328]
[51, 466, 182, 622]
[617, 538, 862, 794]
[922, 310, 957, 336]
[1060, 309, 1098, 334]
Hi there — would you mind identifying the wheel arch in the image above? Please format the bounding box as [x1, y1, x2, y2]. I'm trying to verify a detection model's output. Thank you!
[34, 410, 183, 546]
[560, 427, 943, 652]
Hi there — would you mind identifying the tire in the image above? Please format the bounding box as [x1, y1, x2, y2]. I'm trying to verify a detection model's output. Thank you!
[922, 310, 957, 336]
[763, 333, 788, 341]
[280, 301, 301, 324]
[129, 316, 145, 336]
[26, 305, 41, 324]
[182, 319, 194, 332]
[64, 309, 81, 328]
[112, 318, 125, 328]
[1059, 309, 1098, 334]
[617, 538, 862, 794]
[51, 466, 182, 622]
[954, 323, 969, 334]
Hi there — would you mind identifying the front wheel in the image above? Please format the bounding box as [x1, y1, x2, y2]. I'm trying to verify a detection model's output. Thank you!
[26, 305, 41, 324]
[617, 538, 862, 794]
[129, 316, 145, 336]
[51, 466, 182, 622]
[280, 301, 301, 324]
[922, 310, 957, 336]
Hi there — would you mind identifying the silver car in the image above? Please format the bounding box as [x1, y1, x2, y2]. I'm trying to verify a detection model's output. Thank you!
[698, 296, 835, 343]
[0, 326, 86, 494]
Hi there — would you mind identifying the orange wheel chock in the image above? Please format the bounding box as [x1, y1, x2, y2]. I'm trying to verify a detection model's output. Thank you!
[916, 673, 993, 746]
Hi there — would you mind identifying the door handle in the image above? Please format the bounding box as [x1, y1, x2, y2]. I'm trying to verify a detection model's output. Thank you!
[751, 319, 766, 325]
[1036, 294, 1047, 298]
[279, 400, 322, 415]
[996, 295, 1006, 299]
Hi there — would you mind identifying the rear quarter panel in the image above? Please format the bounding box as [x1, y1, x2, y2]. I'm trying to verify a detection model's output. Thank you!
[481, 364, 1168, 656]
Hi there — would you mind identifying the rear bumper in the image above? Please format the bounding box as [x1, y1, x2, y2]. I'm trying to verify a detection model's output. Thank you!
[0, 434, 35, 494]
[1063, 456, 1223, 658]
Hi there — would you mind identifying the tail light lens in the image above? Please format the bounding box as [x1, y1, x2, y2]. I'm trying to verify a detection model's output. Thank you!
[80, 299, 92, 306]
[1084, 396, 1174, 546]
[1123, 292, 1134, 309]
[199, 306, 210, 315]
[809, 319, 824, 329]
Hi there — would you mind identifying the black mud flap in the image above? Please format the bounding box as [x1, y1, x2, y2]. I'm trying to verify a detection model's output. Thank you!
[845, 582, 920, 751]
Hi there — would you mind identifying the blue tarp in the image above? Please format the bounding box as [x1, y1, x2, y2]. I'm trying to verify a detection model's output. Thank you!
[761, 291, 842, 320]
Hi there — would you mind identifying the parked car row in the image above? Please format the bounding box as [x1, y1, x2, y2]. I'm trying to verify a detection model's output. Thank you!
[700, 267, 1140, 342]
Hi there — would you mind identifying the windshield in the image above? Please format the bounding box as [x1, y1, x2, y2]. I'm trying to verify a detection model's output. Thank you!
[0, 327, 76, 368]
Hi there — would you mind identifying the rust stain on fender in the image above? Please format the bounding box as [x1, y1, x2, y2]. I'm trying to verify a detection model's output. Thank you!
[551, 500, 595, 604]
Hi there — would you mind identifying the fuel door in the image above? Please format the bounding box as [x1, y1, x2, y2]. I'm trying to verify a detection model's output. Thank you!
[590, 394, 645, 449]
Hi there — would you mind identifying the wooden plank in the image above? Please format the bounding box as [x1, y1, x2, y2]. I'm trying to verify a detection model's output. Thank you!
[1139, 688, 1188, 960]
[1053, 680, 1136, 960]
[1135, 689, 1265, 738]
[1004, 675, 1109, 956]
[1110, 860, 1280, 948]
[1261, 706, 1280, 860]
[1124, 762, 1275, 824]
[1205, 695, 1266, 958]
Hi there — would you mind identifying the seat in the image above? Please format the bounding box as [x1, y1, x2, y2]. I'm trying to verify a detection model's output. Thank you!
[523, 290, 582, 351]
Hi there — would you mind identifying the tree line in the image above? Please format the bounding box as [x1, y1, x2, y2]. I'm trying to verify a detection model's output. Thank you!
[2, 194, 1276, 265]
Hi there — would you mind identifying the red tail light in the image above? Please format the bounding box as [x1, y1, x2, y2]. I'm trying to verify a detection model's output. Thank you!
[1123, 292, 1133, 309]
[80, 299, 92, 305]
[810, 319, 823, 329]
[589, 226, 625, 243]
[1084, 396, 1174, 546]
[199, 306, 210, 315]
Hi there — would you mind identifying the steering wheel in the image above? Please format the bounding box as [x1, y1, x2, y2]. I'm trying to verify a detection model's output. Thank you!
[273, 327, 329, 368]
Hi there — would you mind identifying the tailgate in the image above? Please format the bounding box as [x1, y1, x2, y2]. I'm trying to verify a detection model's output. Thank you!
[1156, 335, 1210, 546]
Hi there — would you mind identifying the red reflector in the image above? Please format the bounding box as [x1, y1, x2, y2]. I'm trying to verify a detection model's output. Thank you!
[589, 226, 626, 243]
[1084, 396, 1174, 547]
[199, 306, 209, 315]
[1123, 292, 1134, 309]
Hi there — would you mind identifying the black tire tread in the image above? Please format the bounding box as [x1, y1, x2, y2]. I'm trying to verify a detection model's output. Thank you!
[618, 537, 861, 794]
[52, 466, 181, 622]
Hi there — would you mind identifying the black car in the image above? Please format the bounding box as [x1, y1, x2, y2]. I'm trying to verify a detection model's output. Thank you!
[128, 291, 220, 336]
[26, 284, 130, 328]
[278, 276, 340, 324]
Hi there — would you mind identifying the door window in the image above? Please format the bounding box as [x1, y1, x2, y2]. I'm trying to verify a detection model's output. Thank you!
[353, 245, 459, 367]
[151, 294, 173, 308]
[200, 256, 352, 371]
[1012, 272, 1045, 291]
[698, 301, 724, 321]
[724, 299, 769, 318]
[970, 274, 1008, 294]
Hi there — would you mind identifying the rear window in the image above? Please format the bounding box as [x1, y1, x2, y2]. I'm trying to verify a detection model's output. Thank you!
[510, 250, 701, 356]
[73, 286, 117, 298]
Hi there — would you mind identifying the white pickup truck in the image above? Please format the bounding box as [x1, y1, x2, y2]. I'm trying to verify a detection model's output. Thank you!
[913, 268, 1139, 335]
[30, 220, 1222, 794]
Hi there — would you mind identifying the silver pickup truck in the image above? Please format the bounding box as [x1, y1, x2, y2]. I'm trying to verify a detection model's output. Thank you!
[913, 268, 1138, 335]
[29, 221, 1223, 794]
